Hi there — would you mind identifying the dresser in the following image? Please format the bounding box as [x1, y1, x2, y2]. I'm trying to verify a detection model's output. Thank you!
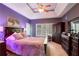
[61, 35, 79, 56]
[61, 35, 70, 55]
[0, 40, 6, 56]
[71, 37, 79, 56]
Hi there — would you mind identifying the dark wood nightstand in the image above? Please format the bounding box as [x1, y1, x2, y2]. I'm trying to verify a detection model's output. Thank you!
[0, 40, 6, 56]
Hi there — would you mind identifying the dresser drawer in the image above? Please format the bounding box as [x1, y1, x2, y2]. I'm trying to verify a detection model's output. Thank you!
[72, 41, 78, 47]
[71, 46, 78, 56]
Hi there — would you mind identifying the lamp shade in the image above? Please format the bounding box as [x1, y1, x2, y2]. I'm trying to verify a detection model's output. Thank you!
[0, 26, 4, 32]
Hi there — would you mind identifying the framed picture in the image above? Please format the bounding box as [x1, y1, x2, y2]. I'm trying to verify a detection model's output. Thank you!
[7, 16, 20, 27]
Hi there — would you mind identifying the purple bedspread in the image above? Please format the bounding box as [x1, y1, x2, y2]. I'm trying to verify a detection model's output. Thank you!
[6, 36, 45, 56]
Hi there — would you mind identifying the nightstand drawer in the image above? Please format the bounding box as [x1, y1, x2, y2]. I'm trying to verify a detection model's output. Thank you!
[0, 41, 6, 56]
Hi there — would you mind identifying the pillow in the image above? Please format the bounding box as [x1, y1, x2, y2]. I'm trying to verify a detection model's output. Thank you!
[6, 35, 16, 40]
[20, 32, 26, 37]
[13, 33, 24, 40]
[12, 32, 17, 35]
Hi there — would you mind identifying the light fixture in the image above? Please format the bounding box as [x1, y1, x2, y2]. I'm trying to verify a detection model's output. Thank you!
[38, 8, 44, 12]
[0, 26, 4, 32]
[37, 3, 49, 12]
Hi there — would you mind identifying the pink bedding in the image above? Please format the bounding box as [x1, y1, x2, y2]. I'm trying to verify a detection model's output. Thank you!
[6, 35, 45, 56]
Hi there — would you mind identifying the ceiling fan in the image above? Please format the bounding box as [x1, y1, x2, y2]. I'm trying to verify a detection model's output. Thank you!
[37, 3, 51, 12]
[27, 3, 56, 13]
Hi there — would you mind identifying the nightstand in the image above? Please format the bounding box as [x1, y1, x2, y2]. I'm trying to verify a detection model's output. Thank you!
[0, 40, 6, 56]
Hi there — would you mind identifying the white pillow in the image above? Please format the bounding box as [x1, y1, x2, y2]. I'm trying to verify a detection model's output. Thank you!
[12, 32, 24, 40]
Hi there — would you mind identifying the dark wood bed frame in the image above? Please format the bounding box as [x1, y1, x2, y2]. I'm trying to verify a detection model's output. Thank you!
[4, 27, 24, 56]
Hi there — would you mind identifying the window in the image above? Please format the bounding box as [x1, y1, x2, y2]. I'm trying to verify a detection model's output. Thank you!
[24, 23, 31, 35]
[36, 23, 53, 37]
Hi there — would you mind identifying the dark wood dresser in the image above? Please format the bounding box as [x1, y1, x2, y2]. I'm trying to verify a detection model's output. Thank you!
[71, 37, 79, 56]
[61, 35, 70, 55]
[0, 40, 6, 56]
[61, 35, 79, 56]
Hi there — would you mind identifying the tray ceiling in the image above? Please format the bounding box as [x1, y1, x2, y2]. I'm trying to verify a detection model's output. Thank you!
[3, 3, 76, 20]
[27, 3, 57, 13]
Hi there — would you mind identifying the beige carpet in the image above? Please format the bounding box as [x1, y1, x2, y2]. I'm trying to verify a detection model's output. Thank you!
[46, 42, 68, 56]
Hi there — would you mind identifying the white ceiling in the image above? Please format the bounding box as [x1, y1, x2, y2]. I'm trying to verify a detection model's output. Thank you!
[3, 3, 76, 20]
[26, 3, 57, 13]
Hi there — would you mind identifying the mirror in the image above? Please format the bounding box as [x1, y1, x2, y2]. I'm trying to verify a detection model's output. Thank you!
[70, 17, 79, 33]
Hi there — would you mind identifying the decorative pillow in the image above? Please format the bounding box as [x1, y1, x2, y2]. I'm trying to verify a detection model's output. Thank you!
[6, 35, 16, 40]
[13, 32, 24, 40]
[12, 32, 17, 35]
[20, 32, 26, 37]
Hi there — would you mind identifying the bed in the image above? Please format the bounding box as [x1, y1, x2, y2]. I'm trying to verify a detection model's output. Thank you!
[5, 27, 45, 56]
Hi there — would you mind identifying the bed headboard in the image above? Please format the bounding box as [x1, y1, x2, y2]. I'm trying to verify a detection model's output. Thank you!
[4, 27, 24, 40]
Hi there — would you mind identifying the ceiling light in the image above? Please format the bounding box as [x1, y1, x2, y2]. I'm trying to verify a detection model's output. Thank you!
[38, 8, 44, 12]
[37, 3, 47, 12]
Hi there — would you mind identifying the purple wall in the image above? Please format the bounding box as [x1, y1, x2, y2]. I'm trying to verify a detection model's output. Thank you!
[0, 4, 30, 27]
[0, 4, 30, 40]
[30, 18, 62, 36]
